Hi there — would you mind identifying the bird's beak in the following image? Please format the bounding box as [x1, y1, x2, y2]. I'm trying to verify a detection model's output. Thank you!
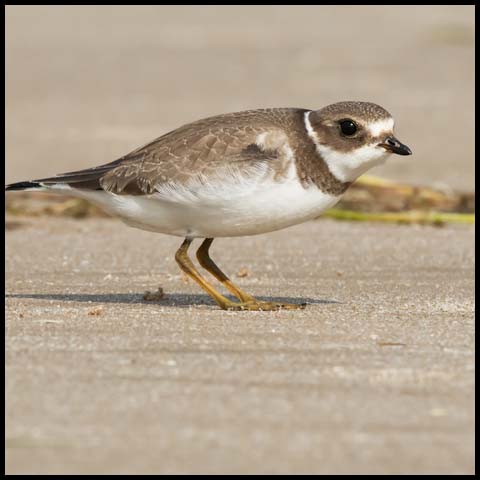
[378, 136, 412, 156]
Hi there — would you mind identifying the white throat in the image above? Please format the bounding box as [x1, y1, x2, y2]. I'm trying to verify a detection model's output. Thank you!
[304, 111, 391, 183]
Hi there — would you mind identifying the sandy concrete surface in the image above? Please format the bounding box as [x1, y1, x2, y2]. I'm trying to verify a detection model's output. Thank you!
[5, 5, 474, 190]
[5, 5, 475, 475]
[5, 217, 474, 474]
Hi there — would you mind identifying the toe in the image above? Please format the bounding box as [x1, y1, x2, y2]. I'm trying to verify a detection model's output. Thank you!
[222, 301, 306, 311]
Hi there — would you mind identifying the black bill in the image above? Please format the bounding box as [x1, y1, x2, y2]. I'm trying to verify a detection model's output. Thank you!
[379, 136, 412, 156]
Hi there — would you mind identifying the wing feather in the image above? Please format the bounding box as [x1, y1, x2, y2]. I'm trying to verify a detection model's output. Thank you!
[32, 109, 301, 195]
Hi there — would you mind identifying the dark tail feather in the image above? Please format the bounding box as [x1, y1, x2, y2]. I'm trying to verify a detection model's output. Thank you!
[5, 168, 109, 192]
[5, 161, 124, 193]
[5, 181, 42, 191]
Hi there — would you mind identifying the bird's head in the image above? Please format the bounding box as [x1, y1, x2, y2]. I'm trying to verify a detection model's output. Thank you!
[306, 101, 412, 182]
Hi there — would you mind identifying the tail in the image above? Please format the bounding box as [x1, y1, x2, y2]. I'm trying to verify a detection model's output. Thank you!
[5, 165, 112, 192]
[6, 156, 138, 194]
[5, 181, 43, 191]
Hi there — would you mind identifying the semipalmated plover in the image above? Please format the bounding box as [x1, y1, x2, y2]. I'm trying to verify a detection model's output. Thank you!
[6, 102, 411, 310]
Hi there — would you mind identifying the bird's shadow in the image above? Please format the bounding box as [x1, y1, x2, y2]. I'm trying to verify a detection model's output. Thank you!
[5, 292, 339, 308]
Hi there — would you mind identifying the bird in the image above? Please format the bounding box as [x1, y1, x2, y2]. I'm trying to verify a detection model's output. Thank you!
[5, 101, 412, 311]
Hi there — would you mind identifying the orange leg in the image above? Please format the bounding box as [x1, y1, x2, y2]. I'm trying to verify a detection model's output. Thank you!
[175, 238, 306, 311]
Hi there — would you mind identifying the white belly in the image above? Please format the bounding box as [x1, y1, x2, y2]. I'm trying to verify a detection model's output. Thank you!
[59, 175, 341, 238]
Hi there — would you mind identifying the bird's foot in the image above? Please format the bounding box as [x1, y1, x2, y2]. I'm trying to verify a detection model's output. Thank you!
[223, 300, 307, 311]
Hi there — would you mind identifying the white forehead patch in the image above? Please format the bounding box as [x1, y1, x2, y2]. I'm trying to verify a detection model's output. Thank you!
[367, 118, 394, 137]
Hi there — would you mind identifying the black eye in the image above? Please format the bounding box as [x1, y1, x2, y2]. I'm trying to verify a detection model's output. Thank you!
[339, 120, 357, 136]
